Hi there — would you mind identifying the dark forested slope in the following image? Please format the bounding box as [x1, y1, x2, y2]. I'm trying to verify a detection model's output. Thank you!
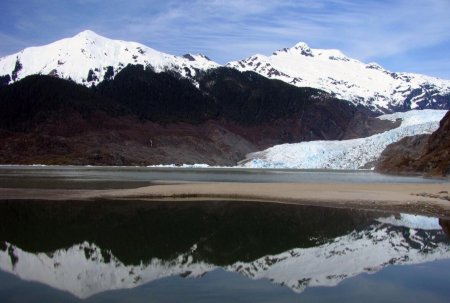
[0, 65, 396, 165]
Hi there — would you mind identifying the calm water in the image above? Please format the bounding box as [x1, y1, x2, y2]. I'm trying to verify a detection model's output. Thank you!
[0, 165, 447, 189]
[0, 166, 450, 302]
[0, 200, 450, 302]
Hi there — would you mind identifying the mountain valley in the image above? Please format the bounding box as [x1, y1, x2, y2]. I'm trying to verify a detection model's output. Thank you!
[0, 31, 449, 173]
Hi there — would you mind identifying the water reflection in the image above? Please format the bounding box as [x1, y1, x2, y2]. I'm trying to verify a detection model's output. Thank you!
[0, 200, 449, 300]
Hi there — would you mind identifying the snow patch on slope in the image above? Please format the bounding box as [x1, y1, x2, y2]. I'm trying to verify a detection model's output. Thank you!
[241, 110, 447, 169]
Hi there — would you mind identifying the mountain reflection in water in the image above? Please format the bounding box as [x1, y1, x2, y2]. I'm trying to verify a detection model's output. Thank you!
[0, 200, 449, 300]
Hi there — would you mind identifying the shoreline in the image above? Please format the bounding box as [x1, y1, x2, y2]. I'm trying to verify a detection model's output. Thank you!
[1, 182, 450, 218]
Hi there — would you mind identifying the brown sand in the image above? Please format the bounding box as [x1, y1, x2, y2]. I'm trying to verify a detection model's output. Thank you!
[1, 182, 450, 218]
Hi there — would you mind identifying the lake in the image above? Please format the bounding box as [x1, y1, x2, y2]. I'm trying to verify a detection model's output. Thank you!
[0, 166, 449, 302]
[0, 165, 445, 190]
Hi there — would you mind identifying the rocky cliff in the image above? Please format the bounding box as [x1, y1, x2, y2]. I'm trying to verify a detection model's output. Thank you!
[376, 111, 450, 176]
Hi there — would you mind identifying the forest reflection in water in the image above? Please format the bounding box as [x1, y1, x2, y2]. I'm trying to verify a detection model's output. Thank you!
[1, 200, 450, 302]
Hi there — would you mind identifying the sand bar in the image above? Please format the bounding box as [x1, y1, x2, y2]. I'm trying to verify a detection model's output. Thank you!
[1, 182, 450, 218]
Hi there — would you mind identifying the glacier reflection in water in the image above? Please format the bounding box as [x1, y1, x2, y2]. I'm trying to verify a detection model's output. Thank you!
[0, 200, 450, 302]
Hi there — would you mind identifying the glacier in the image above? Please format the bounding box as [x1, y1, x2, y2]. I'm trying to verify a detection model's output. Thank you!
[240, 109, 448, 169]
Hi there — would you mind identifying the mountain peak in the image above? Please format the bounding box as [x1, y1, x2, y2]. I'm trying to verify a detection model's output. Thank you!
[290, 41, 313, 57]
[196, 53, 213, 61]
[228, 41, 450, 111]
[74, 29, 103, 39]
[0, 30, 219, 85]
[292, 41, 311, 51]
[72, 30, 111, 46]
[272, 41, 312, 56]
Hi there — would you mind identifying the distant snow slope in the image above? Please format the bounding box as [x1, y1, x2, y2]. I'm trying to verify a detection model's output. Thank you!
[240, 110, 447, 169]
[228, 42, 450, 112]
[0, 30, 219, 86]
[1, 214, 448, 297]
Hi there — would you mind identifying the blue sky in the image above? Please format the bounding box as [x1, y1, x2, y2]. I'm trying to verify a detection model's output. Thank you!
[1, 0, 449, 79]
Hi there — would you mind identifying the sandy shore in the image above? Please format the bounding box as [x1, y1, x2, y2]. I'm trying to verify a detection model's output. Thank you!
[1, 182, 450, 218]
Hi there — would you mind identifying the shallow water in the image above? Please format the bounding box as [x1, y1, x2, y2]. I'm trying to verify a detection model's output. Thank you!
[0, 165, 446, 189]
[0, 200, 449, 302]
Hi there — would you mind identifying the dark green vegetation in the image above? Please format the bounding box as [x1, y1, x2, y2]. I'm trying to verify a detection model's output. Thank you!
[0, 75, 123, 131]
[0, 200, 378, 265]
[0, 75, 10, 86]
[96, 65, 217, 123]
[0, 65, 395, 165]
[198, 68, 355, 126]
[0, 65, 375, 130]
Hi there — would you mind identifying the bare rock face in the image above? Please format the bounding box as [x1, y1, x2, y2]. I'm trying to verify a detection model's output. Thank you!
[376, 111, 450, 176]
[375, 134, 429, 174]
[418, 110, 450, 176]
[440, 218, 450, 238]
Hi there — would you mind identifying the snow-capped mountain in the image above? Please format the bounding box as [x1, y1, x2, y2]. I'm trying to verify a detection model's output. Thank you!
[1, 214, 449, 298]
[227, 42, 450, 112]
[0, 30, 219, 86]
[240, 109, 448, 169]
[1, 31, 449, 112]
